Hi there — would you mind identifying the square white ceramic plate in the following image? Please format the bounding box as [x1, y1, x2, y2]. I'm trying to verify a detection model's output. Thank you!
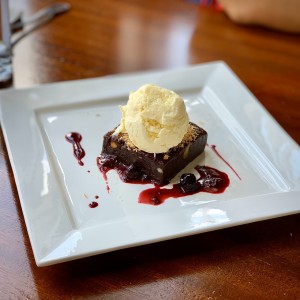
[1, 62, 299, 266]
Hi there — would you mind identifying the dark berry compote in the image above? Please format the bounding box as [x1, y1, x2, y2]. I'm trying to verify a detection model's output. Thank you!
[138, 166, 229, 205]
[98, 153, 229, 206]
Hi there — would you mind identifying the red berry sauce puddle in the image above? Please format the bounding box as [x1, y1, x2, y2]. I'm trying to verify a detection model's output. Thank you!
[138, 166, 230, 205]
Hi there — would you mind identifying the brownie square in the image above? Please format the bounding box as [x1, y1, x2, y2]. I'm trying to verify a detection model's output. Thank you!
[98, 122, 207, 185]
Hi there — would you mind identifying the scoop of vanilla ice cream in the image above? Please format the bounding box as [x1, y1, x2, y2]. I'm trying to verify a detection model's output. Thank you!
[115, 84, 189, 153]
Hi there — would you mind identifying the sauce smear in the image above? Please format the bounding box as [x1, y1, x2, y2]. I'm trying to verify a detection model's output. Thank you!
[207, 144, 241, 180]
[89, 201, 98, 208]
[139, 166, 229, 205]
[65, 132, 86, 166]
[98, 154, 230, 205]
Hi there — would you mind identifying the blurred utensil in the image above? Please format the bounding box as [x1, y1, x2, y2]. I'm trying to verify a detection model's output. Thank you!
[0, 2, 71, 88]
[0, 0, 12, 87]
[11, 2, 71, 47]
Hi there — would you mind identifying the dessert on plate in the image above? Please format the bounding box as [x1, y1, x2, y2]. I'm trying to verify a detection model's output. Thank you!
[97, 84, 207, 186]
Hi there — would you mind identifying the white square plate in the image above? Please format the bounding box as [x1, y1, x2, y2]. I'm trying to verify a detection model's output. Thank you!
[1, 62, 299, 266]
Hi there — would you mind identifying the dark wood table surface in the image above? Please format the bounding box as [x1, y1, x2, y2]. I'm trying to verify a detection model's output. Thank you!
[1, 0, 300, 299]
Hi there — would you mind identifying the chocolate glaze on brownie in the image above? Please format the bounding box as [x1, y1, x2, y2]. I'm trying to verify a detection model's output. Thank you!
[97, 122, 208, 185]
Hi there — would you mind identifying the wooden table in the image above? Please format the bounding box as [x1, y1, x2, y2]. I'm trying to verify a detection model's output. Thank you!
[1, 0, 300, 299]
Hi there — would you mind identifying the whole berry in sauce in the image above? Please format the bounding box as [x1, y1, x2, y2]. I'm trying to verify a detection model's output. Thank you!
[179, 173, 199, 193]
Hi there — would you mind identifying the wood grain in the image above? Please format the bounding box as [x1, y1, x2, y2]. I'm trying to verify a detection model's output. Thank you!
[1, 0, 300, 299]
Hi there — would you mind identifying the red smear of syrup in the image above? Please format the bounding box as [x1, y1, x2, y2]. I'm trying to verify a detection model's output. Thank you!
[65, 132, 86, 166]
[100, 169, 111, 193]
[207, 144, 241, 180]
[89, 201, 98, 208]
[97, 154, 230, 205]
[139, 166, 229, 205]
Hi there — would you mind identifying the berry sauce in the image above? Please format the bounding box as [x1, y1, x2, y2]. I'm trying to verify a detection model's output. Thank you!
[65, 132, 85, 166]
[138, 166, 229, 205]
[98, 154, 229, 206]
[207, 144, 241, 180]
[89, 201, 98, 208]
